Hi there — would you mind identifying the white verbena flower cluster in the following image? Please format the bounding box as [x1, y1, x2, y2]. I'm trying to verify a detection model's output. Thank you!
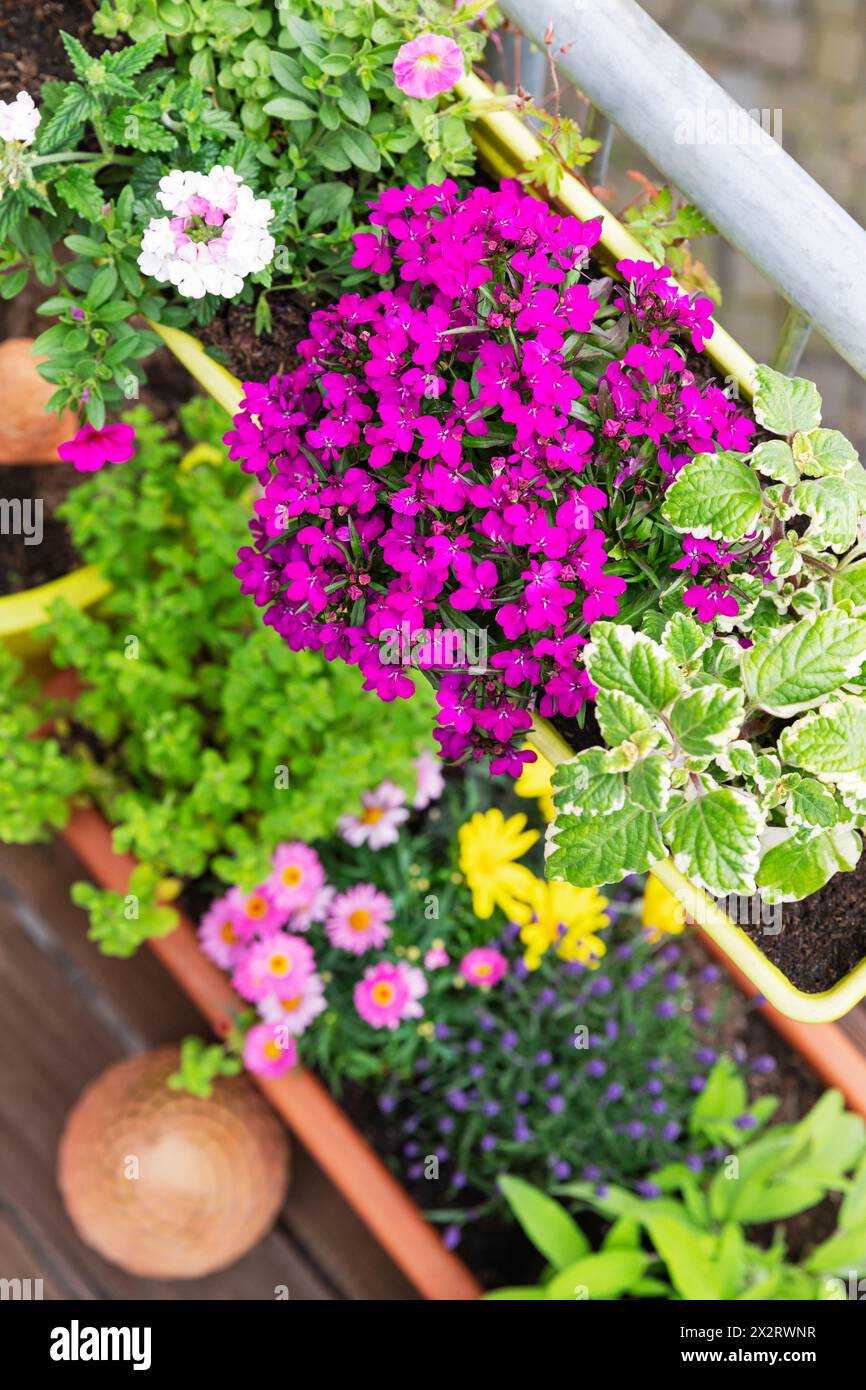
[0, 91, 40, 145]
[137, 165, 275, 300]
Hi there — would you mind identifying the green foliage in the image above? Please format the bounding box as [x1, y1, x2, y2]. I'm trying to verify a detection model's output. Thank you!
[167, 1035, 242, 1099]
[548, 368, 866, 905]
[1, 6, 496, 419]
[0, 402, 432, 944]
[490, 1091, 866, 1300]
[71, 864, 180, 956]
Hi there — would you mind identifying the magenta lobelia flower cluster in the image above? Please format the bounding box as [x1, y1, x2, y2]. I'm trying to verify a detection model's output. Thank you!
[226, 180, 758, 776]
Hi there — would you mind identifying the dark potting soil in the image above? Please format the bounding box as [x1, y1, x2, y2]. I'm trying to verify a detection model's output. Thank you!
[0, 461, 81, 595]
[0, 0, 112, 100]
[199, 291, 313, 385]
[741, 854, 866, 996]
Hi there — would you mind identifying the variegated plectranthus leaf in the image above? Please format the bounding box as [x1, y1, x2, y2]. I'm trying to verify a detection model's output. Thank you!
[741, 608, 866, 716]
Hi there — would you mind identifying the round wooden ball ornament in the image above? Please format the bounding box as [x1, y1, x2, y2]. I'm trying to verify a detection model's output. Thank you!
[57, 1046, 290, 1278]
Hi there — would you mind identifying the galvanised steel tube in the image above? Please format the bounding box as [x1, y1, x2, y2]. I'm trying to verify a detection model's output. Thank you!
[499, 0, 866, 381]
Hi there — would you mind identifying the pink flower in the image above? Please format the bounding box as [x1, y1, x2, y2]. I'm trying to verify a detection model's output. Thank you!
[57, 421, 136, 473]
[413, 747, 445, 809]
[267, 841, 325, 915]
[242, 1022, 298, 1077]
[337, 780, 409, 849]
[354, 960, 428, 1030]
[393, 33, 464, 100]
[326, 884, 395, 954]
[424, 945, 450, 970]
[197, 894, 251, 970]
[258, 972, 327, 1037]
[683, 581, 740, 624]
[224, 883, 287, 936]
[459, 946, 509, 987]
[233, 932, 316, 1002]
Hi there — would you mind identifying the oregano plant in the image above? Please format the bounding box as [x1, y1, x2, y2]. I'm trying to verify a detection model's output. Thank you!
[546, 367, 866, 907]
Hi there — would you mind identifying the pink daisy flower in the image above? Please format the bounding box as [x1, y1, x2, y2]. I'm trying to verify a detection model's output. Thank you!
[354, 960, 428, 1031]
[337, 780, 409, 850]
[197, 893, 251, 970]
[225, 883, 287, 936]
[267, 841, 326, 914]
[57, 421, 136, 473]
[413, 747, 445, 809]
[393, 33, 464, 99]
[424, 945, 450, 970]
[292, 883, 336, 931]
[258, 972, 327, 1037]
[242, 1022, 298, 1078]
[233, 932, 316, 1002]
[326, 884, 395, 954]
[459, 946, 509, 988]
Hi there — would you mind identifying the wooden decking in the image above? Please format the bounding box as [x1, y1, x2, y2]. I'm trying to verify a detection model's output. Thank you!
[0, 838, 416, 1301]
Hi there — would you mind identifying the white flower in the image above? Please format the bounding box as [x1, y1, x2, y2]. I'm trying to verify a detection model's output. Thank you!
[0, 91, 40, 145]
[138, 164, 275, 300]
[337, 781, 410, 850]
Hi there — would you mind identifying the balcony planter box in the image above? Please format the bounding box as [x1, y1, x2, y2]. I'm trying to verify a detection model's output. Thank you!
[150, 73, 866, 1025]
[60, 802, 482, 1302]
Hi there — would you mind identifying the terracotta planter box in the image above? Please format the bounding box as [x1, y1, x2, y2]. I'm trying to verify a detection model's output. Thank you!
[60, 804, 482, 1301]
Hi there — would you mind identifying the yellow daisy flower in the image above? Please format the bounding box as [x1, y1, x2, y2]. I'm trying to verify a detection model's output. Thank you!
[513, 743, 556, 822]
[458, 808, 539, 922]
[642, 874, 688, 942]
[519, 877, 610, 970]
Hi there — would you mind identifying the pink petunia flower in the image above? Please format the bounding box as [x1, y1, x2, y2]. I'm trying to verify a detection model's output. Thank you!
[197, 894, 252, 970]
[267, 841, 326, 915]
[326, 884, 395, 954]
[459, 946, 509, 987]
[354, 960, 428, 1030]
[337, 780, 409, 849]
[233, 932, 316, 1002]
[258, 972, 327, 1036]
[242, 1021, 298, 1077]
[57, 422, 136, 473]
[393, 33, 464, 100]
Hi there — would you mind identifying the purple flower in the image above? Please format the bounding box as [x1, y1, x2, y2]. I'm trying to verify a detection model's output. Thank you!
[547, 1095, 566, 1115]
[586, 1060, 607, 1079]
[442, 1223, 462, 1250]
[750, 1054, 777, 1074]
[635, 1180, 662, 1199]
[57, 421, 136, 473]
[604, 1083, 624, 1103]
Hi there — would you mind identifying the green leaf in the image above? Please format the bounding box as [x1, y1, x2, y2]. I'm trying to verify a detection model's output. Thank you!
[756, 827, 860, 904]
[690, 1057, 748, 1132]
[665, 788, 763, 895]
[832, 562, 866, 612]
[594, 688, 654, 746]
[780, 699, 866, 787]
[483, 1286, 548, 1300]
[753, 364, 822, 435]
[551, 748, 624, 818]
[741, 608, 866, 717]
[338, 125, 380, 173]
[337, 84, 371, 126]
[39, 85, 93, 152]
[792, 476, 859, 553]
[661, 451, 763, 542]
[262, 95, 318, 121]
[793, 428, 858, 478]
[627, 753, 672, 814]
[786, 777, 840, 829]
[547, 804, 666, 887]
[752, 438, 799, 485]
[106, 34, 165, 78]
[299, 181, 353, 231]
[497, 1177, 590, 1272]
[804, 1225, 866, 1277]
[585, 622, 683, 713]
[59, 30, 93, 81]
[644, 1214, 726, 1300]
[85, 264, 118, 309]
[669, 683, 744, 756]
[55, 165, 104, 222]
[545, 1249, 651, 1300]
[662, 612, 710, 669]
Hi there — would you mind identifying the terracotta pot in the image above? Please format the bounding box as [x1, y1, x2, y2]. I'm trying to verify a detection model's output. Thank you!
[58, 1046, 290, 1279]
[0, 338, 78, 464]
[61, 805, 482, 1301]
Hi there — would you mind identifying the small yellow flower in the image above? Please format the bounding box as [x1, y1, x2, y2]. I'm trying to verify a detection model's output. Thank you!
[458, 808, 539, 922]
[519, 877, 610, 970]
[514, 743, 556, 822]
[406, 945, 420, 961]
[417, 1021, 436, 1039]
[642, 875, 688, 941]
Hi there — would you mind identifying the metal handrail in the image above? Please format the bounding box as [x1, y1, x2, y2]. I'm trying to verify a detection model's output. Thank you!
[498, 0, 866, 382]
